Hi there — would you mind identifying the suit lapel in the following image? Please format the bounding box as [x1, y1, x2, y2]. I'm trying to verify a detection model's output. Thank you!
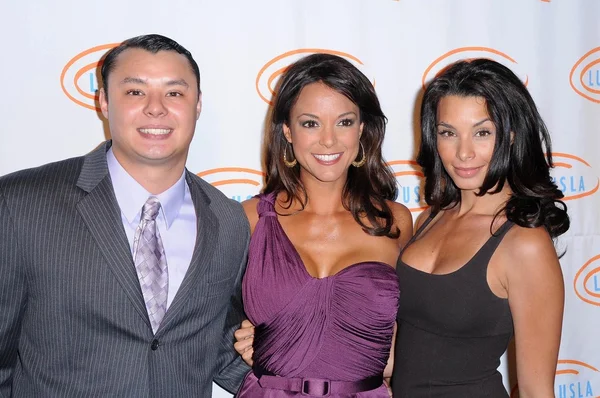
[76, 146, 221, 333]
[158, 172, 219, 332]
[76, 142, 150, 327]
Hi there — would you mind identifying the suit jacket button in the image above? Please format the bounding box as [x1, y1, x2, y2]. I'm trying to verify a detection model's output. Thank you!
[151, 339, 159, 351]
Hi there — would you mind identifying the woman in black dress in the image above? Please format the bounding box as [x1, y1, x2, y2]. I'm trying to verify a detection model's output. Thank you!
[392, 59, 569, 397]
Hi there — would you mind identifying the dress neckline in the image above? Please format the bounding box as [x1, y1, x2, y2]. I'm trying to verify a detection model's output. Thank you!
[398, 212, 514, 277]
[259, 193, 396, 280]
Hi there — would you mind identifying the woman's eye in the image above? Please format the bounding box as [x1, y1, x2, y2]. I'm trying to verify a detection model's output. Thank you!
[437, 130, 454, 137]
[475, 129, 492, 137]
[338, 118, 355, 127]
[301, 120, 318, 128]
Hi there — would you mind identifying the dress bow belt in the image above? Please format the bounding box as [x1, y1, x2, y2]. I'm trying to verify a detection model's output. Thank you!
[254, 367, 382, 396]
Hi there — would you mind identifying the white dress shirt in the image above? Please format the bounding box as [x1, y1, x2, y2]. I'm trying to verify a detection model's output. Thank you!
[107, 148, 197, 308]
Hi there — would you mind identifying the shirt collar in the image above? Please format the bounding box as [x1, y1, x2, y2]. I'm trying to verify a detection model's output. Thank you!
[106, 148, 186, 229]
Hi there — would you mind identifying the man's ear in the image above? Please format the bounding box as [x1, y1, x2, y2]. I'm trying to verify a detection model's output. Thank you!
[196, 92, 202, 120]
[99, 88, 109, 119]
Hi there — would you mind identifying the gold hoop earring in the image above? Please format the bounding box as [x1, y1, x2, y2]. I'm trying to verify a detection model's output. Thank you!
[352, 141, 366, 168]
[283, 142, 297, 168]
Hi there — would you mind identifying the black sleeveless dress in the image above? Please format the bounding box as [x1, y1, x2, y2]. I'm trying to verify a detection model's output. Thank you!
[392, 215, 514, 397]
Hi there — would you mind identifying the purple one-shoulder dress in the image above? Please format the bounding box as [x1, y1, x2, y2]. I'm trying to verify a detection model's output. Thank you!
[237, 193, 399, 397]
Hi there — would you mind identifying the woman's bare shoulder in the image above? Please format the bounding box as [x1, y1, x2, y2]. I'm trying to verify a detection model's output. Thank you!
[414, 207, 433, 231]
[386, 200, 414, 248]
[242, 197, 260, 234]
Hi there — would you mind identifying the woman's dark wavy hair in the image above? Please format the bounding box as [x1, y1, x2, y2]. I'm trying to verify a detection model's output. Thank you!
[418, 59, 569, 238]
[263, 53, 399, 238]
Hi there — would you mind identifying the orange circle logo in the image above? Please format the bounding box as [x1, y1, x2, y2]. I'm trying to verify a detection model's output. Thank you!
[60, 43, 119, 111]
[551, 153, 599, 201]
[510, 360, 599, 397]
[555, 360, 599, 397]
[255, 49, 372, 105]
[574, 254, 600, 307]
[422, 47, 528, 89]
[570, 47, 600, 104]
[388, 160, 427, 213]
[197, 167, 264, 202]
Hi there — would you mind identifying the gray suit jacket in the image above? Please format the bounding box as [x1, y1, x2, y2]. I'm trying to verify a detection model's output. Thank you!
[0, 141, 251, 397]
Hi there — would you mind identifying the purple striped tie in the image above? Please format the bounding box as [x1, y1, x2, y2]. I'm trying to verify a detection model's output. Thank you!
[133, 197, 168, 334]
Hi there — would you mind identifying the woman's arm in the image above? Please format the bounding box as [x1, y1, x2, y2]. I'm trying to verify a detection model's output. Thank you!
[504, 227, 564, 398]
[232, 198, 260, 367]
[383, 322, 397, 397]
[383, 203, 412, 396]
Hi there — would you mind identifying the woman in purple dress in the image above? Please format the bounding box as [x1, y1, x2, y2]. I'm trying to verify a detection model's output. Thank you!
[234, 53, 413, 397]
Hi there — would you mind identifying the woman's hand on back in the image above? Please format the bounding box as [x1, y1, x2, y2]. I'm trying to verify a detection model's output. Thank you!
[234, 319, 256, 367]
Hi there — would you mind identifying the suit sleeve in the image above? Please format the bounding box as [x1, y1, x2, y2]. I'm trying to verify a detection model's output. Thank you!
[0, 186, 27, 397]
[212, 221, 251, 393]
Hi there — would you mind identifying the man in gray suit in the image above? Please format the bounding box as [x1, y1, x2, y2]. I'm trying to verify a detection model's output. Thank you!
[0, 34, 250, 397]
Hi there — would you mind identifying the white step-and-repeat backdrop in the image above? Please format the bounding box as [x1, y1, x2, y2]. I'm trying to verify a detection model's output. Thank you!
[1, 1, 599, 397]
